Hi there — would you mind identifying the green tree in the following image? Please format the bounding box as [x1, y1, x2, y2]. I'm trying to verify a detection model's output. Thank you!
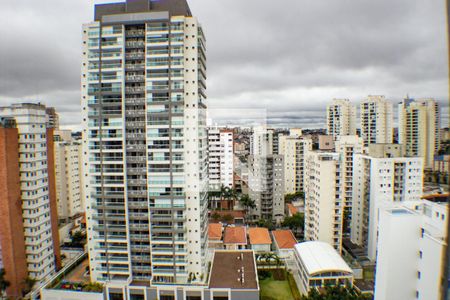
[256, 218, 275, 230]
[300, 285, 372, 300]
[0, 269, 10, 298]
[239, 194, 256, 221]
[82, 282, 104, 293]
[221, 214, 234, 224]
[284, 191, 305, 204]
[282, 213, 304, 234]
[211, 212, 221, 222]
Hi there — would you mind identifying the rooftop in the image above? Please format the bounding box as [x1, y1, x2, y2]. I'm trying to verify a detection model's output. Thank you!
[209, 250, 259, 290]
[224, 226, 247, 244]
[208, 223, 223, 240]
[294, 242, 353, 276]
[94, 0, 191, 21]
[287, 203, 298, 215]
[272, 230, 297, 249]
[248, 227, 271, 245]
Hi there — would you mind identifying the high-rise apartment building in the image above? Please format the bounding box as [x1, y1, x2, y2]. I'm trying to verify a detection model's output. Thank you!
[0, 117, 28, 298]
[54, 130, 84, 223]
[374, 200, 447, 300]
[82, 0, 208, 284]
[250, 126, 273, 156]
[360, 95, 393, 146]
[0, 104, 61, 285]
[398, 97, 440, 169]
[304, 151, 343, 253]
[279, 135, 312, 195]
[334, 135, 365, 233]
[351, 144, 423, 260]
[326, 99, 356, 140]
[248, 155, 285, 223]
[207, 128, 234, 190]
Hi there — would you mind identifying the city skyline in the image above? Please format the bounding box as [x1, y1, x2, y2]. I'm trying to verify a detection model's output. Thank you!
[0, 0, 447, 129]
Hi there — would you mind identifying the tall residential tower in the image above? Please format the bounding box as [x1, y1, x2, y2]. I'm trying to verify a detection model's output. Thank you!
[398, 97, 440, 169]
[82, 0, 208, 285]
[326, 99, 356, 140]
[0, 104, 61, 293]
[359, 95, 393, 146]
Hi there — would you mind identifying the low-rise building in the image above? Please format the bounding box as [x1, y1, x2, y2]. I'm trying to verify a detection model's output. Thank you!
[293, 241, 354, 295]
[208, 250, 260, 300]
[41, 250, 260, 300]
[224, 227, 247, 250]
[272, 230, 297, 269]
[208, 223, 223, 249]
[248, 227, 271, 253]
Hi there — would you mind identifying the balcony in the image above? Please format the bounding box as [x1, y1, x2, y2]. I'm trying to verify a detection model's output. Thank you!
[126, 75, 145, 82]
[125, 30, 145, 37]
[126, 41, 145, 48]
[125, 86, 145, 94]
[125, 64, 145, 71]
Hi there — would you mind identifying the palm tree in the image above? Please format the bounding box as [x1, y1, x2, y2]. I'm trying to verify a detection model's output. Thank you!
[239, 194, 256, 221]
[0, 269, 10, 299]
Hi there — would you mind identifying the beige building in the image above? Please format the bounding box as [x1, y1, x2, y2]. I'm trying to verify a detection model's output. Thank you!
[398, 98, 440, 169]
[360, 95, 393, 146]
[334, 136, 365, 233]
[304, 151, 343, 253]
[326, 99, 356, 140]
[279, 135, 312, 195]
[54, 130, 84, 223]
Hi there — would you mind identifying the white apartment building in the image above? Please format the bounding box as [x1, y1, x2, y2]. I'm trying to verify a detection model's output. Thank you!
[250, 126, 273, 156]
[326, 99, 356, 140]
[351, 144, 423, 261]
[248, 155, 285, 223]
[334, 135, 365, 233]
[207, 128, 234, 190]
[82, 0, 208, 285]
[360, 95, 393, 146]
[0, 103, 57, 281]
[304, 151, 343, 253]
[398, 97, 440, 169]
[279, 135, 312, 195]
[54, 130, 84, 222]
[374, 200, 447, 300]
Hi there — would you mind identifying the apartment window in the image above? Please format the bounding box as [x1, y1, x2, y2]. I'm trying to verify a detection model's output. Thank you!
[417, 271, 421, 279]
[419, 251, 422, 259]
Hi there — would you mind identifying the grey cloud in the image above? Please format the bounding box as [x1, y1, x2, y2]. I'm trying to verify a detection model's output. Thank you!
[0, 0, 447, 128]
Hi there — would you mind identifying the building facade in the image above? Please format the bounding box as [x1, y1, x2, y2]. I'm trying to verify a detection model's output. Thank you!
[351, 144, 423, 260]
[359, 95, 393, 146]
[248, 155, 285, 223]
[334, 135, 365, 234]
[374, 200, 447, 300]
[279, 136, 312, 195]
[54, 130, 84, 223]
[82, 0, 208, 285]
[398, 97, 440, 169]
[0, 117, 28, 298]
[326, 99, 356, 140]
[0, 104, 61, 284]
[304, 151, 343, 253]
[293, 242, 353, 295]
[207, 128, 234, 190]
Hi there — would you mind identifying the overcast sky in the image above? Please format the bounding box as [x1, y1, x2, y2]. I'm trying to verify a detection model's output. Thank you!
[0, 0, 447, 129]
